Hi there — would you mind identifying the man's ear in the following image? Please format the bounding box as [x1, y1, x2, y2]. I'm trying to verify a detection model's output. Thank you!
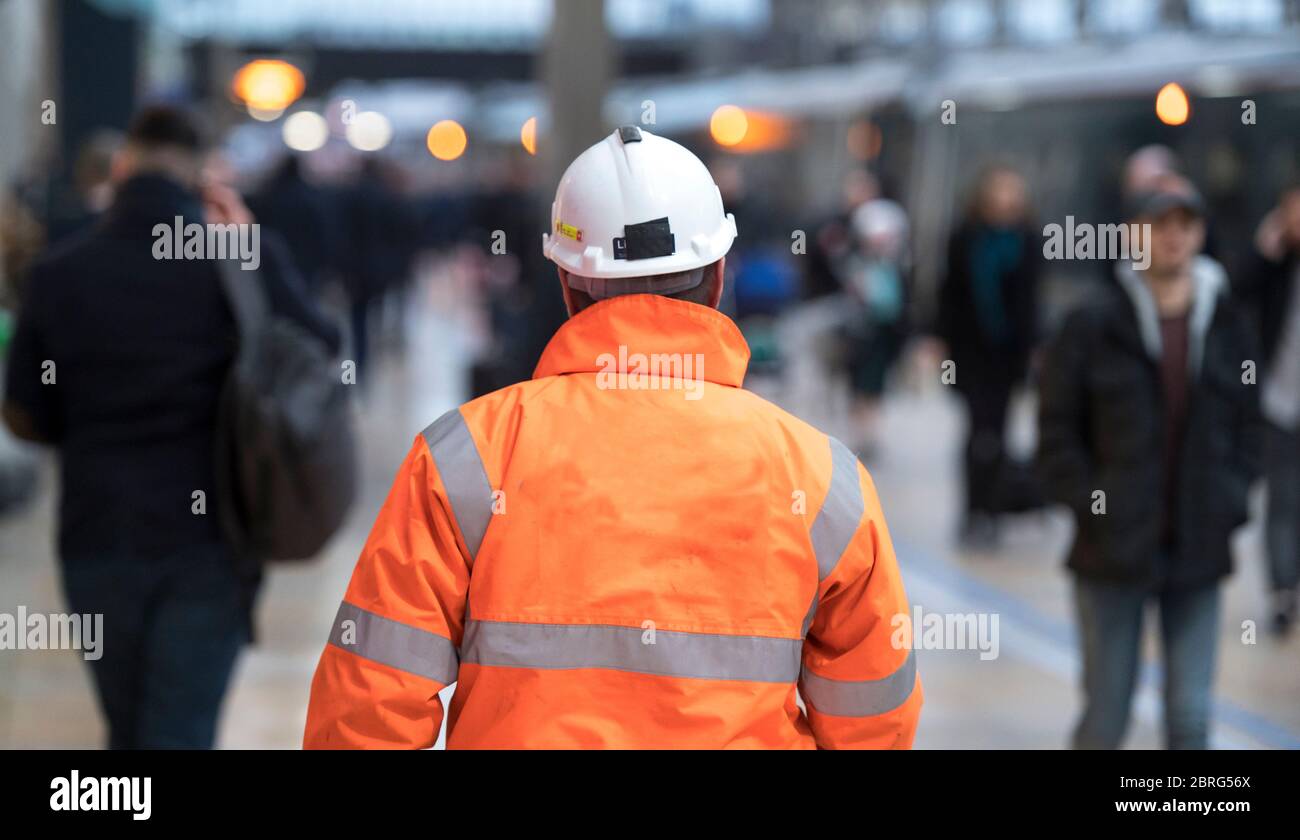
[557, 267, 579, 317]
[706, 257, 726, 309]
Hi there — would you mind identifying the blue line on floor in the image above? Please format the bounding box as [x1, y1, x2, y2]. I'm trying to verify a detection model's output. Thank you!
[896, 537, 1300, 750]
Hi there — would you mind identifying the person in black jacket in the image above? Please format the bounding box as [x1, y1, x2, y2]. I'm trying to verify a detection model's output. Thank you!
[1, 106, 339, 749]
[1234, 184, 1300, 635]
[1038, 187, 1261, 749]
[246, 154, 339, 295]
[937, 166, 1041, 547]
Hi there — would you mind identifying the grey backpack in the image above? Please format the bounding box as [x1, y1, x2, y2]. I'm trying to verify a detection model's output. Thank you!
[215, 259, 356, 561]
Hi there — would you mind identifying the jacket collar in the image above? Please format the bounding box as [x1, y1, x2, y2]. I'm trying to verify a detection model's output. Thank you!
[99, 174, 204, 238]
[533, 294, 750, 388]
[1113, 255, 1226, 378]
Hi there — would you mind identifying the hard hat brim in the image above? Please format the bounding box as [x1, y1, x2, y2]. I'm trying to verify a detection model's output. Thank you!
[544, 213, 736, 280]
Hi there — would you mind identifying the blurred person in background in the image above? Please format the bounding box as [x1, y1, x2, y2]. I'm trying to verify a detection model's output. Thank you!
[715, 157, 799, 372]
[1120, 146, 1218, 261]
[1236, 183, 1300, 635]
[1, 187, 47, 304]
[1, 105, 339, 749]
[339, 156, 420, 380]
[838, 198, 910, 459]
[805, 168, 880, 301]
[247, 154, 339, 295]
[937, 166, 1041, 548]
[0, 191, 45, 517]
[367, 158, 423, 355]
[40, 130, 123, 248]
[1122, 144, 1180, 200]
[1038, 185, 1260, 749]
[468, 151, 559, 395]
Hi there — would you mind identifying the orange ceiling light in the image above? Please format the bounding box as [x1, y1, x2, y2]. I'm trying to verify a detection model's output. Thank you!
[1155, 82, 1190, 126]
[714, 108, 792, 154]
[710, 105, 749, 147]
[232, 59, 306, 112]
[521, 116, 538, 156]
[427, 119, 468, 161]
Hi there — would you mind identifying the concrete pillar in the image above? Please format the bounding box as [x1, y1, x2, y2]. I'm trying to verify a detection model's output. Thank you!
[540, 0, 614, 192]
[0, 0, 58, 186]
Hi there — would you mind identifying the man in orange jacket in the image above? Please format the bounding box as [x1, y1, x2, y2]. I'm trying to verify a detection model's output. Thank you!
[304, 126, 922, 749]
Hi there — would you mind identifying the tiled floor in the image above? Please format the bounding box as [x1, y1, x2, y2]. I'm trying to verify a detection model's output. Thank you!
[1, 271, 1296, 749]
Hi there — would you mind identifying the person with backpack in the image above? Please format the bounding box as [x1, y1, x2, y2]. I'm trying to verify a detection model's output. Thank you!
[1, 106, 341, 748]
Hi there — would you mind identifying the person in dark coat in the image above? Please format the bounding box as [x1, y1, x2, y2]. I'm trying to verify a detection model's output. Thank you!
[937, 166, 1041, 547]
[337, 158, 419, 379]
[1037, 186, 1262, 749]
[247, 154, 339, 294]
[467, 153, 563, 395]
[1234, 184, 1300, 635]
[1, 106, 339, 749]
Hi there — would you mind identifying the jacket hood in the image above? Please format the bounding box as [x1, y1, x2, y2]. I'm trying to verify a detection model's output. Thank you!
[1113, 254, 1226, 378]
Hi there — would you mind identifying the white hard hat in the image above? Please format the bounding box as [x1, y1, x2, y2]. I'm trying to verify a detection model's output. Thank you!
[542, 125, 737, 281]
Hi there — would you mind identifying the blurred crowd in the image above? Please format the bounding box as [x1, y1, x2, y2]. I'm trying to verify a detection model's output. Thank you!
[1, 101, 1297, 749]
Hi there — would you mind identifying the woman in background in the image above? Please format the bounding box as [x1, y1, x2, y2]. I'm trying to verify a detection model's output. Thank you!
[937, 166, 1041, 548]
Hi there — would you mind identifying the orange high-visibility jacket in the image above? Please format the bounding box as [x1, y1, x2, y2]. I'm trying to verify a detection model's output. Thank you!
[304, 294, 921, 749]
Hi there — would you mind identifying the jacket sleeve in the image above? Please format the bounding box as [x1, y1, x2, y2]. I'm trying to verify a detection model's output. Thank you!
[3, 265, 62, 443]
[1014, 228, 1044, 355]
[1229, 301, 1265, 482]
[1036, 309, 1094, 517]
[800, 455, 922, 749]
[934, 230, 962, 343]
[257, 231, 343, 355]
[303, 435, 471, 749]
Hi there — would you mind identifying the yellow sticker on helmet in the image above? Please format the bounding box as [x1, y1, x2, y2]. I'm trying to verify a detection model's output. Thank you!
[557, 221, 582, 242]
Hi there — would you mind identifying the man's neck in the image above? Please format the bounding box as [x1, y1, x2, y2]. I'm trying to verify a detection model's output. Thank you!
[1143, 267, 1194, 317]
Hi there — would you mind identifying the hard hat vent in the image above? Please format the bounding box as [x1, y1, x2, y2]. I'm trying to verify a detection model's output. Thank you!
[618, 125, 642, 143]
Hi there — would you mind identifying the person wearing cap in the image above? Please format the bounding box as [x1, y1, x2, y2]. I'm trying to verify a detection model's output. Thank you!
[303, 126, 922, 749]
[1037, 184, 1261, 749]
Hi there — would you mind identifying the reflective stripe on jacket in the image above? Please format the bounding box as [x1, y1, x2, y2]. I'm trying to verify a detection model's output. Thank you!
[303, 293, 922, 749]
